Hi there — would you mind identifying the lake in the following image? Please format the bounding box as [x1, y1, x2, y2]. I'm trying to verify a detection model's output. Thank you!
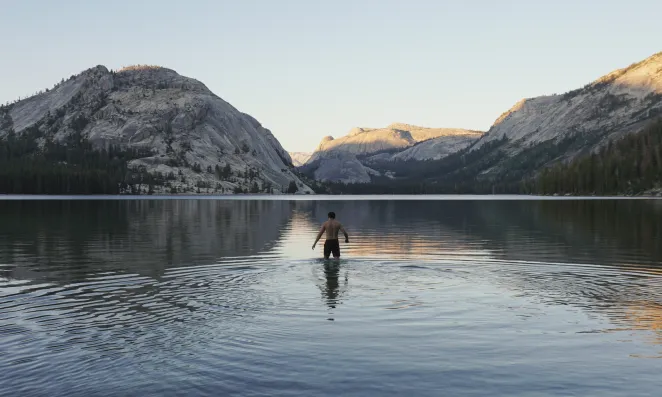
[1, 197, 662, 396]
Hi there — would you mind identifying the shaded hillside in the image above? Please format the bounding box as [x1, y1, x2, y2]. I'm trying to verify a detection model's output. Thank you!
[527, 119, 662, 195]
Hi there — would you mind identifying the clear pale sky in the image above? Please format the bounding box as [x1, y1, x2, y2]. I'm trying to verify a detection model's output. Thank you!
[1, 0, 661, 152]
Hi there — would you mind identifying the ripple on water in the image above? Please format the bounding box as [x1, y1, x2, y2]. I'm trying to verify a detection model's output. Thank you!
[2, 198, 662, 396]
[2, 253, 662, 396]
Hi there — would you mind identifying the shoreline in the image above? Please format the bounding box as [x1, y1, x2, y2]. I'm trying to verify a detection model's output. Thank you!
[0, 193, 660, 200]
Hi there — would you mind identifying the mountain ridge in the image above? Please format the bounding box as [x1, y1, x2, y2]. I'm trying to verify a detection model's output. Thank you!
[289, 152, 313, 167]
[316, 50, 662, 194]
[0, 64, 313, 194]
[474, 51, 662, 153]
[4, 51, 661, 195]
[302, 123, 483, 183]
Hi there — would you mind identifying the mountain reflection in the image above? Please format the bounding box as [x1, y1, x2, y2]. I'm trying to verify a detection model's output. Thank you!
[1, 198, 661, 340]
[289, 199, 662, 339]
[290, 199, 662, 265]
[0, 200, 296, 283]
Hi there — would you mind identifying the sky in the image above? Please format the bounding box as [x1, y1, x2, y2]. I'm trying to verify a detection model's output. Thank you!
[1, 0, 661, 152]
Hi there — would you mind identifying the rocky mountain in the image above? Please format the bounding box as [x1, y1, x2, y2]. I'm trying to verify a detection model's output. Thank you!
[301, 123, 482, 183]
[327, 50, 662, 194]
[470, 51, 662, 177]
[309, 123, 479, 161]
[302, 151, 381, 184]
[288, 152, 312, 167]
[0, 65, 313, 194]
[367, 132, 482, 163]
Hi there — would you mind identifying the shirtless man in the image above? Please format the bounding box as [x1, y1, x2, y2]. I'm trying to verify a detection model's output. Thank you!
[312, 212, 349, 259]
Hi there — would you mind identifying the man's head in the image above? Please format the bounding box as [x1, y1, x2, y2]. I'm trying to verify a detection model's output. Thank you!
[328, 211, 336, 219]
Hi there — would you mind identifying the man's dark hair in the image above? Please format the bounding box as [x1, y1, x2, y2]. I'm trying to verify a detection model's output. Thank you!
[328, 211, 336, 219]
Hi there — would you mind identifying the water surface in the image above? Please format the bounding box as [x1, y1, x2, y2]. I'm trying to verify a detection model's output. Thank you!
[1, 198, 662, 396]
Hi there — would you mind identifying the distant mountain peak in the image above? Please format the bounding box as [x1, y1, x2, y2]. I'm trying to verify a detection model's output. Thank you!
[303, 122, 483, 183]
[85, 65, 110, 74]
[593, 51, 662, 88]
[288, 151, 313, 167]
[117, 64, 165, 73]
[386, 122, 420, 131]
[347, 127, 368, 136]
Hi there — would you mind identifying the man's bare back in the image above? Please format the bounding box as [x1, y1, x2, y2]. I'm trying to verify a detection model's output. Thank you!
[312, 212, 349, 259]
[323, 219, 344, 240]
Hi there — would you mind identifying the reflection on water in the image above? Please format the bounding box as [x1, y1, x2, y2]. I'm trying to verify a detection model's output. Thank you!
[320, 261, 347, 312]
[1, 198, 662, 396]
[0, 200, 295, 282]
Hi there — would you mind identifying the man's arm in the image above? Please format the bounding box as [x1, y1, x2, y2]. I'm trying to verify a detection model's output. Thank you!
[340, 225, 349, 243]
[312, 224, 326, 249]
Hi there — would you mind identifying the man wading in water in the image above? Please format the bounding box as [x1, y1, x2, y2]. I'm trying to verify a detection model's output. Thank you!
[312, 212, 349, 259]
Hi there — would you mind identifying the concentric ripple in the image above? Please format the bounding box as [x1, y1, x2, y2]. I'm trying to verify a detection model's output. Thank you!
[1, 198, 662, 397]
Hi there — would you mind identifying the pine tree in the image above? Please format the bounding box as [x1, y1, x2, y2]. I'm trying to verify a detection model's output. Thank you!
[286, 181, 298, 194]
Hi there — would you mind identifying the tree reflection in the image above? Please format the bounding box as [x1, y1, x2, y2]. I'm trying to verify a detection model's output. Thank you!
[0, 199, 295, 284]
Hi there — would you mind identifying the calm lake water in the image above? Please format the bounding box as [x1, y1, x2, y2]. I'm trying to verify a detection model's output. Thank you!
[1, 197, 662, 396]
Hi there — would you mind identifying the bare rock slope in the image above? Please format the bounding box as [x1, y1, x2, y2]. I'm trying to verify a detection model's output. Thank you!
[303, 123, 482, 183]
[471, 51, 662, 177]
[288, 152, 313, 167]
[375, 132, 482, 162]
[309, 123, 480, 160]
[0, 65, 312, 194]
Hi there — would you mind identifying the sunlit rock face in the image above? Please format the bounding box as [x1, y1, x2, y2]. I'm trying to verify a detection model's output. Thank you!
[310, 123, 481, 160]
[0, 65, 313, 194]
[303, 123, 482, 183]
[470, 51, 662, 174]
